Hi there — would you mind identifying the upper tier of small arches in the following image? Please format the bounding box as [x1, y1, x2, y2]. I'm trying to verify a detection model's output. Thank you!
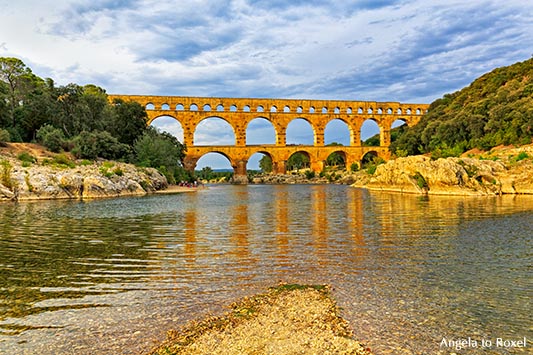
[145, 102, 427, 116]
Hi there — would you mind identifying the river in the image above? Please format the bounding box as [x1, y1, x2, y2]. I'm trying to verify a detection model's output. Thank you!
[0, 185, 531, 354]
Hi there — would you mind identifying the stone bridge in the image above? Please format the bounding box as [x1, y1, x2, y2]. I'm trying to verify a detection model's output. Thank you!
[108, 95, 429, 182]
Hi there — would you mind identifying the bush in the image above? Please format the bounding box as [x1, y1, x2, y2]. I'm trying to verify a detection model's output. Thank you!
[0, 128, 10, 146]
[17, 152, 37, 165]
[350, 162, 359, 172]
[72, 130, 130, 160]
[36, 124, 66, 152]
[305, 170, 315, 179]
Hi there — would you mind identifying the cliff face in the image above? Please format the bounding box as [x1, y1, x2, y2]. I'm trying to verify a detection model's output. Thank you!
[352, 145, 533, 195]
[0, 145, 168, 201]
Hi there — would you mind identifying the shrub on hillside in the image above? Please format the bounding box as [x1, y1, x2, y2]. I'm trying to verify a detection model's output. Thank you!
[36, 124, 66, 152]
[72, 130, 130, 160]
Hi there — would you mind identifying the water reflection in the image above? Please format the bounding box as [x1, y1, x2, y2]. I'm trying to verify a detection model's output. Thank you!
[0, 187, 531, 354]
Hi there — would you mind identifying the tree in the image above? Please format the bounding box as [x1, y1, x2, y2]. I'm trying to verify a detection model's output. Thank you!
[259, 155, 273, 173]
[36, 124, 65, 153]
[0, 57, 33, 126]
[134, 127, 187, 182]
[107, 98, 147, 146]
[287, 152, 310, 171]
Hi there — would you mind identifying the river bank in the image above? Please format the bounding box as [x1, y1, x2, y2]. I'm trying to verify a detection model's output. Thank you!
[149, 284, 373, 355]
[0, 142, 171, 202]
[351, 144, 533, 195]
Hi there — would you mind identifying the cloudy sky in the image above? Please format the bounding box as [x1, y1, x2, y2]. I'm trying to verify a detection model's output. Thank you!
[1, 0, 532, 169]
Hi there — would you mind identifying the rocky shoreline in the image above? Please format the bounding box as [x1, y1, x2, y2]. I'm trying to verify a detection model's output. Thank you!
[0, 143, 169, 202]
[351, 144, 533, 195]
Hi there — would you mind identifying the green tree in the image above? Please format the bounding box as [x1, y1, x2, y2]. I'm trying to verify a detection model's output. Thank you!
[326, 152, 345, 167]
[0, 57, 33, 127]
[36, 124, 66, 153]
[259, 155, 273, 173]
[134, 127, 186, 182]
[72, 130, 130, 160]
[107, 99, 147, 145]
[287, 152, 310, 171]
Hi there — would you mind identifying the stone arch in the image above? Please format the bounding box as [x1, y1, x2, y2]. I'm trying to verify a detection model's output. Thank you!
[286, 150, 311, 171]
[246, 117, 276, 145]
[216, 104, 224, 112]
[257, 105, 264, 113]
[194, 116, 236, 145]
[146, 103, 155, 110]
[283, 105, 290, 113]
[324, 118, 351, 146]
[321, 107, 328, 113]
[243, 105, 251, 112]
[360, 118, 381, 146]
[325, 150, 346, 168]
[161, 103, 170, 110]
[195, 152, 234, 171]
[203, 104, 211, 112]
[361, 151, 379, 166]
[149, 115, 184, 142]
[297, 106, 303, 113]
[190, 104, 199, 111]
[230, 104, 237, 112]
[286, 118, 315, 145]
[176, 104, 185, 111]
[247, 151, 273, 172]
[270, 105, 277, 112]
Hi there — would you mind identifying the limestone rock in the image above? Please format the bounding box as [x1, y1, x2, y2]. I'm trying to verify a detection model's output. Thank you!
[352, 153, 533, 195]
[0, 157, 168, 202]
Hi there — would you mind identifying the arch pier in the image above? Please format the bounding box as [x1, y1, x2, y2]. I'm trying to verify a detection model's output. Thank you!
[109, 95, 429, 183]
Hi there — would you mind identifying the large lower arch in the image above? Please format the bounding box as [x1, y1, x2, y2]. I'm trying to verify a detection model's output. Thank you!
[194, 117, 236, 146]
[195, 152, 233, 171]
[286, 150, 311, 171]
[247, 151, 273, 173]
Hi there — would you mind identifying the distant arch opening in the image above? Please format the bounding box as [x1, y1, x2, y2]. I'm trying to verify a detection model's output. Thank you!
[194, 117, 235, 145]
[149, 116, 184, 143]
[361, 119, 380, 146]
[190, 104, 199, 111]
[176, 104, 185, 111]
[146, 103, 155, 110]
[216, 104, 224, 112]
[195, 153, 233, 181]
[326, 151, 346, 168]
[246, 118, 276, 145]
[247, 152, 273, 173]
[286, 118, 314, 145]
[325, 119, 350, 146]
[286, 151, 311, 171]
[161, 103, 170, 110]
[361, 151, 379, 168]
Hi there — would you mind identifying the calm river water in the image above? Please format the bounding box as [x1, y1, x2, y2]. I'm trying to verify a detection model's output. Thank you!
[0, 185, 531, 354]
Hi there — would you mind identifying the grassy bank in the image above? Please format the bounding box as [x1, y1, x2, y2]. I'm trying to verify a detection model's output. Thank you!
[149, 284, 373, 355]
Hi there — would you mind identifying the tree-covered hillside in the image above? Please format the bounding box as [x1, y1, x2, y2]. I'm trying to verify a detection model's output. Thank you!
[0, 57, 191, 183]
[391, 57, 533, 157]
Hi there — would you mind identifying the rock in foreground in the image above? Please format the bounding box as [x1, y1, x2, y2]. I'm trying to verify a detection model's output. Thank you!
[150, 284, 373, 355]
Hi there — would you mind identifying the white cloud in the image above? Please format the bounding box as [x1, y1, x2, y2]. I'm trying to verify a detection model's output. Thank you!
[1, 0, 533, 166]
